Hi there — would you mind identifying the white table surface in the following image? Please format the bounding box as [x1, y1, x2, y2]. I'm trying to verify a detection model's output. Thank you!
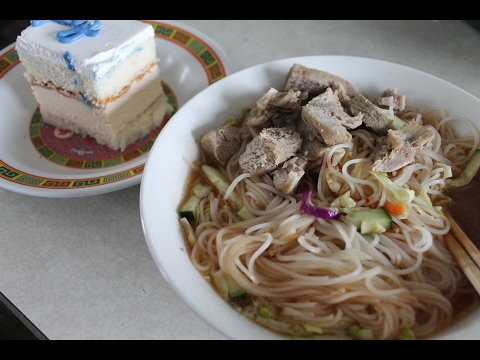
[1, 20, 479, 340]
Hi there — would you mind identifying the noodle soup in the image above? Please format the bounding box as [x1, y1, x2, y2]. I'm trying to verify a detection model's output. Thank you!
[178, 64, 480, 340]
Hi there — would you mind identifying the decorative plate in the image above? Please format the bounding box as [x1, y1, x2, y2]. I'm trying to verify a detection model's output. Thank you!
[0, 20, 231, 197]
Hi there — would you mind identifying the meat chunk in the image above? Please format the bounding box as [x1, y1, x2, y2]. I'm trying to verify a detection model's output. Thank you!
[296, 111, 316, 143]
[301, 90, 362, 146]
[311, 86, 343, 107]
[246, 88, 302, 131]
[271, 157, 308, 195]
[284, 63, 361, 106]
[302, 107, 351, 145]
[377, 88, 406, 111]
[309, 89, 363, 129]
[201, 125, 242, 167]
[239, 127, 302, 176]
[372, 120, 435, 172]
[302, 139, 330, 161]
[295, 115, 329, 161]
[349, 94, 391, 135]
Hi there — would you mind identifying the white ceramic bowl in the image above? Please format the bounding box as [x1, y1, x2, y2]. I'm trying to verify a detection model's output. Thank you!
[140, 55, 480, 340]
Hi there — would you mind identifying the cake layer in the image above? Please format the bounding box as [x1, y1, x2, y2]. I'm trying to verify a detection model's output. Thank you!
[16, 20, 158, 108]
[32, 64, 173, 151]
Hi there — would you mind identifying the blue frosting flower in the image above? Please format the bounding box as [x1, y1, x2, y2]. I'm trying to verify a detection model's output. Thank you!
[30, 20, 102, 43]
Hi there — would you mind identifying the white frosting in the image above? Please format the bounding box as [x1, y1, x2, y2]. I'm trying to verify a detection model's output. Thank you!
[16, 20, 155, 79]
[16, 20, 160, 107]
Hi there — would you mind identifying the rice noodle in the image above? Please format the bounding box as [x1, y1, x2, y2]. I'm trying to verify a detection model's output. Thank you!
[185, 104, 480, 340]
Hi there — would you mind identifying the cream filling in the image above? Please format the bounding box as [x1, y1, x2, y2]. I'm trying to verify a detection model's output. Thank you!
[30, 61, 160, 111]
[31, 65, 173, 151]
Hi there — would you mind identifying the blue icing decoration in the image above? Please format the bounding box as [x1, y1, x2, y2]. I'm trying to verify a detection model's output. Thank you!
[63, 51, 75, 71]
[81, 95, 92, 108]
[57, 21, 101, 44]
[30, 20, 102, 43]
[30, 20, 103, 109]
[31, 20, 51, 27]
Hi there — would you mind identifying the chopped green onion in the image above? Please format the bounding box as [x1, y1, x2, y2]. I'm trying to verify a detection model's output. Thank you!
[259, 307, 273, 319]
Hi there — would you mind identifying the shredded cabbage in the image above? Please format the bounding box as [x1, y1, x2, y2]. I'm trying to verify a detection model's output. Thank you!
[371, 172, 414, 219]
[331, 191, 357, 210]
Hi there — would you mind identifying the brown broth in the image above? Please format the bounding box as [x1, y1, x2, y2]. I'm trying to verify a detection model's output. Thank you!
[424, 288, 480, 339]
[445, 171, 480, 249]
[180, 162, 480, 340]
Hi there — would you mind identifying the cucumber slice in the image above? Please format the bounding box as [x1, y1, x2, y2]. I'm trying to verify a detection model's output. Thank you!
[345, 207, 392, 234]
[200, 163, 243, 211]
[236, 206, 256, 221]
[192, 182, 213, 198]
[179, 195, 201, 221]
[224, 273, 247, 301]
[200, 163, 255, 220]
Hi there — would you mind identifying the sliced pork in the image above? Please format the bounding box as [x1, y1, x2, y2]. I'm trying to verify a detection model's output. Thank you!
[295, 115, 329, 161]
[239, 127, 302, 176]
[372, 120, 435, 172]
[309, 88, 363, 129]
[349, 94, 391, 135]
[246, 87, 303, 131]
[271, 157, 308, 195]
[302, 139, 330, 161]
[201, 125, 243, 167]
[284, 63, 361, 106]
[301, 89, 363, 146]
[377, 88, 406, 111]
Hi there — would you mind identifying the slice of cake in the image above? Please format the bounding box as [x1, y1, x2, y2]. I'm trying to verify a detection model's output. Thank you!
[15, 20, 173, 151]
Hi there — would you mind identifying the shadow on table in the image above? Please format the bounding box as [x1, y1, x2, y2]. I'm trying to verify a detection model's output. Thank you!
[464, 20, 480, 32]
[0, 292, 48, 340]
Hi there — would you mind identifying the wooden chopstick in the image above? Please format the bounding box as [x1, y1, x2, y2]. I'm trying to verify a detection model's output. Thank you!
[445, 209, 480, 268]
[444, 209, 480, 295]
